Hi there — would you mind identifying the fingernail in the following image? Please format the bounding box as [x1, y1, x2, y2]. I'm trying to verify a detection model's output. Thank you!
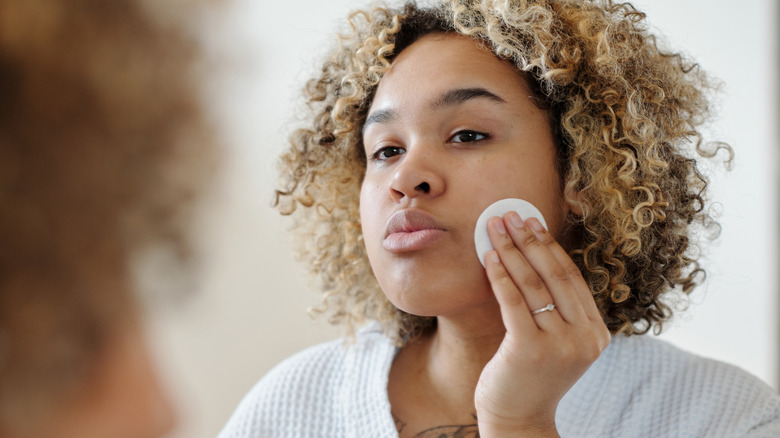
[488, 251, 500, 264]
[492, 217, 507, 235]
[508, 211, 524, 229]
[529, 218, 544, 233]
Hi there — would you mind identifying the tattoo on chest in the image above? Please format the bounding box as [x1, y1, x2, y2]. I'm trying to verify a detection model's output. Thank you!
[393, 412, 407, 434]
[409, 424, 480, 438]
[393, 413, 480, 438]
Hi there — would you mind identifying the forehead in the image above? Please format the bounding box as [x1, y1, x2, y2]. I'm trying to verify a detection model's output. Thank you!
[369, 33, 531, 110]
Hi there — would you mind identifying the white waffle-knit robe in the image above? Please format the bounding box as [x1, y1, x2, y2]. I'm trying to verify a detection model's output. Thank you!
[218, 324, 780, 438]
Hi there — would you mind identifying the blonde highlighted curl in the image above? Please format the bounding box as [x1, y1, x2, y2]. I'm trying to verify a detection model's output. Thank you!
[274, 0, 731, 343]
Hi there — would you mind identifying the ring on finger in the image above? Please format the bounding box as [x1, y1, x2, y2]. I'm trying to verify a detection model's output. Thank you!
[531, 303, 556, 315]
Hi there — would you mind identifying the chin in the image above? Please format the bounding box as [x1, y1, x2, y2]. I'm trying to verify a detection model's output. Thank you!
[379, 271, 494, 318]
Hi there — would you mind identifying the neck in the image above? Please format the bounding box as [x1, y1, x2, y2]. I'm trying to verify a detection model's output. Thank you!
[390, 298, 506, 422]
[429, 300, 506, 391]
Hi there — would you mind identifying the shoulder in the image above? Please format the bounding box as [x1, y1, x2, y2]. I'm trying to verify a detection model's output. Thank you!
[611, 336, 776, 405]
[559, 335, 780, 436]
[217, 324, 398, 438]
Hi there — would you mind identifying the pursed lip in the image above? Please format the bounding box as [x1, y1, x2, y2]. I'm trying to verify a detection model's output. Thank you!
[383, 209, 446, 252]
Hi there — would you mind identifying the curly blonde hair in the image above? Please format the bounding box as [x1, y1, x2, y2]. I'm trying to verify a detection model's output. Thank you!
[274, 0, 730, 343]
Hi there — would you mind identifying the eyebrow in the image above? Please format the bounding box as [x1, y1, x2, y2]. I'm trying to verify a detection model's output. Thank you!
[363, 108, 398, 134]
[362, 87, 506, 133]
[430, 87, 506, 110]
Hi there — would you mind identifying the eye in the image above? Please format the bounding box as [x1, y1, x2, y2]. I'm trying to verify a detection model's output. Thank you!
[371, 146, 406, 162]
[450, 130, 489, 143]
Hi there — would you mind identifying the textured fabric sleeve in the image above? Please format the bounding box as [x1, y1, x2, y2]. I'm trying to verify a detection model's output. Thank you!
[738, 373, 780, 437]
[216, 324, 398, 438]
[216, 339, 349, 438]
[687, 357, 780, 437]
[557, 335, 780, 437]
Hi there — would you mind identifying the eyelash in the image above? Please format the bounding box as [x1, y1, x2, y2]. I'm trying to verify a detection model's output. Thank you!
[370, 146, 405, 162]
[368, 130, 490, 163]
[449, 130, 489, 143]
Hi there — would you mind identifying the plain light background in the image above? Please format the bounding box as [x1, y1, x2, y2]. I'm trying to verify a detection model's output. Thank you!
[149, 1, 779, 438]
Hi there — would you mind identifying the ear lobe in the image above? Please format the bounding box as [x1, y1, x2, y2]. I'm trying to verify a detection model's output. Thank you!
[564, 189, 585, 217]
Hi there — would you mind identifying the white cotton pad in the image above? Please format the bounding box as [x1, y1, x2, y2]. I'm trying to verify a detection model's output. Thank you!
[474, 198, 547, 267]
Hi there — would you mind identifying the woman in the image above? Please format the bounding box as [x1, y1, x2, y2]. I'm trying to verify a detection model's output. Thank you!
[0, 0, 217, 437]
[220, 0, 780, 436]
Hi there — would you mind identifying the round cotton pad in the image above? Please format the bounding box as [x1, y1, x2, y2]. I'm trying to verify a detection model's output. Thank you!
[474, 198, 547, 267]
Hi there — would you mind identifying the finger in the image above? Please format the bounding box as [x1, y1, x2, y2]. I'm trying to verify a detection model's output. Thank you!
[487, 217, 557, 326]
[523, 216, 603, 323]
[520, 217, 611, 350]
[502, 212, 588, 325]
[484, 250, 538, 334]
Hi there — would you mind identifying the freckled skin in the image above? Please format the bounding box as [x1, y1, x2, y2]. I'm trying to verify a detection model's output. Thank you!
[360, 33, 567, 320]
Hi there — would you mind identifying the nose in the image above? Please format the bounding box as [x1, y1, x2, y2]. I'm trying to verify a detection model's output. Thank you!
[389, 147, 445, 201]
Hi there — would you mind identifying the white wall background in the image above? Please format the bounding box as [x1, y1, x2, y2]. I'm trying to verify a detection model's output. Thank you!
[149, 1, 779, 437]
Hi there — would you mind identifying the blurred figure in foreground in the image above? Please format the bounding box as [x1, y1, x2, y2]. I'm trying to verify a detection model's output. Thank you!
[0, 1, 218, 437]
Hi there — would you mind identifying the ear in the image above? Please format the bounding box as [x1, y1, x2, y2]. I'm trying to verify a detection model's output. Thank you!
[563, 187, 585, 217]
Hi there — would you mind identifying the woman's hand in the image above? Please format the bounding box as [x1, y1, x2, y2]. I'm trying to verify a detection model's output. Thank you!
[474, 212, 611, 437]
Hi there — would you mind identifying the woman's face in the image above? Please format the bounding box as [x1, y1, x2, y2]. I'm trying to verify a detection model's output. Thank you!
[360, 33, 570, 319]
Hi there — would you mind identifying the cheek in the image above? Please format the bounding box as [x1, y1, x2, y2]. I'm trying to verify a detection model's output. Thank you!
[358, 183, 370, 227]
[468, 171, 566, 237]
[359, 182, 381, 248]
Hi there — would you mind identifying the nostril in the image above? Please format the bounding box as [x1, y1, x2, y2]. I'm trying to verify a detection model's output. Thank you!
[415, 182, 430, 193]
